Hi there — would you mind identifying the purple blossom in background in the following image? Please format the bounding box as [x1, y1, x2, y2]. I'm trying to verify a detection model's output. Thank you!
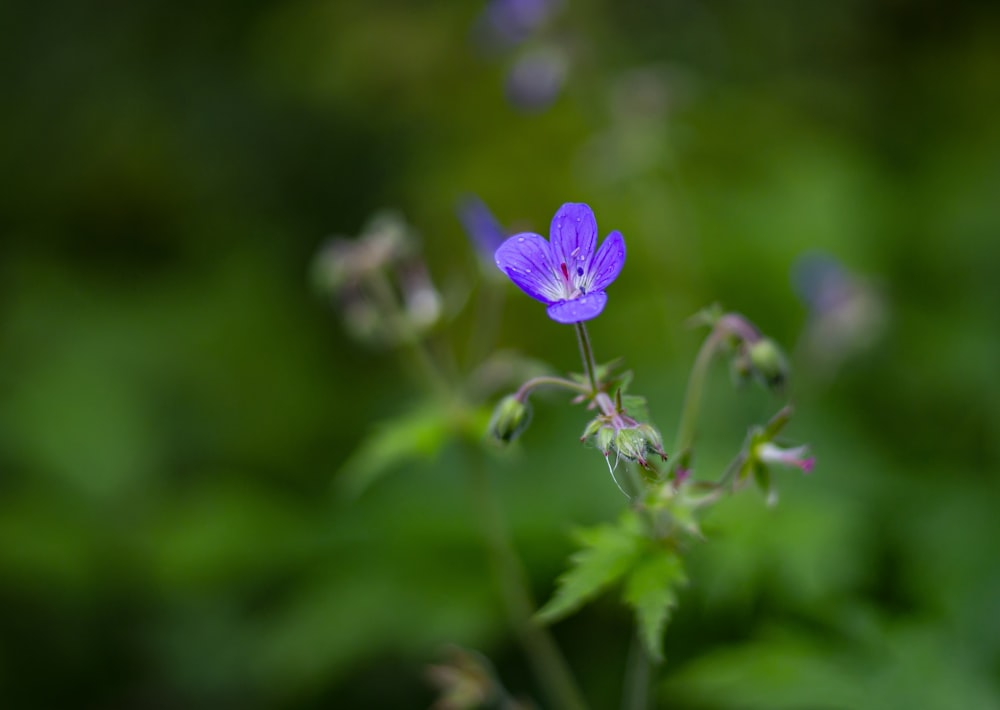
[457, 195, 508, 266]
[506, 47, 567, 112]
[792, 252, 887, 373]
[482, 0, 561, 46]
[494, 202, 625, 324]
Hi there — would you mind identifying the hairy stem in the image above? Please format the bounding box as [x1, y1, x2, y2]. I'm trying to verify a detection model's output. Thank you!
[466, 449, 590, 710]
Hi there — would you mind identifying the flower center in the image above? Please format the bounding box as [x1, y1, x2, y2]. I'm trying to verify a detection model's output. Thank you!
[558, 262, 587, 299]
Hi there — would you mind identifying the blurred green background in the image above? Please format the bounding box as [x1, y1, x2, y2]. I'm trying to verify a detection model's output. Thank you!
[2, 0, 999, 707]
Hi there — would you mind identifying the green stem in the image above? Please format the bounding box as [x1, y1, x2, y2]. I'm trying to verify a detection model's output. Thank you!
[574, 323, 600, 394]
[466, 450, 590, 710]
[516, 375, 591, 402]
[672, 325, 727, 463]
[366, 270, 453, 401]
[465, 279, 505, 368]
[621, 629, 651, 710]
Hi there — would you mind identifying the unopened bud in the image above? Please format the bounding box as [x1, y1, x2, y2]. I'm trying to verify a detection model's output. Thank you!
[613, 428, 648, 464]
[636, 423, 665, 456]
[747, 338, 789, 391]
[596, 425, 615, 456]
[488, 395, 532, 444]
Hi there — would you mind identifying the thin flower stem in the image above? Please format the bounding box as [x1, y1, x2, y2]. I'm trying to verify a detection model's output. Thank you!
[672, 324, 728, 461]
[465, 279, 505, 368]
[515, 375, 590, 401]
[574, 323, 601, 395]
[465, 448, 590, 710]
[366, 270, 453, 400]
[621, 629, 651, 710]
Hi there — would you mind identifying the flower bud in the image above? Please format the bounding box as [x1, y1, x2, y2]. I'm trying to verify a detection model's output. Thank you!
[754, 442, 815, 474]
[595, 424, 615, 456]
[488, 395, 532, 444]
[610, 422, 666, 467]
[613, 428, 648, 464]
[747, 337, 789, 391]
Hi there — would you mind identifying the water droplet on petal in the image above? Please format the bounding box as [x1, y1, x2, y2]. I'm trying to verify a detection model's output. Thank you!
[517, 237, 525, 243]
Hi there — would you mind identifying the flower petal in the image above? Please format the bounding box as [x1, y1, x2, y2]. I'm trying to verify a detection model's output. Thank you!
[458, 195, 507, 263]
[494, 232, 562, 303]
[549, 203, 597, 272]
[546, 291, 608, 323]
[586, 230, 625, 292]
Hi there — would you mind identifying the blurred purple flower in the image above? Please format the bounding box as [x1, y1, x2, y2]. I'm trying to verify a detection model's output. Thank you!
[793, 252, 887, 373]
[457, 195, 508, 266]
[494, 202, 625, 324]
[481, 0, 561, 46]
[506, 47, 567, 112]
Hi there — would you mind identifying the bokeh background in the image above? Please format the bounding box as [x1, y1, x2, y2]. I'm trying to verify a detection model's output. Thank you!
[2, 0, 999, 707]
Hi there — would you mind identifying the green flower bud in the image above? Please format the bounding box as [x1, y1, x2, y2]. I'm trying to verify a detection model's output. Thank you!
[636, 423, 664, 454]
[747, 338, 789, 391]
[488, 395, 531, 444]
[613, 428, 650, 465]
[596, 425, 615, 456]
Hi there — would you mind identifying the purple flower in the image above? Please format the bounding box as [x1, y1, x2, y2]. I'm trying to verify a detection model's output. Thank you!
[481, 0, 561, 47]
[494, 202, 625, 323]
[457, 195, 508, 266]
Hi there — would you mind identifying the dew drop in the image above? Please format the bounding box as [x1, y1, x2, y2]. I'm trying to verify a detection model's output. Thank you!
[517, 237, 525, 243]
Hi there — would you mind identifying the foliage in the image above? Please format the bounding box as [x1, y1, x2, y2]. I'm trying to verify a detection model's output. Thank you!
[1, 0, 999, 707]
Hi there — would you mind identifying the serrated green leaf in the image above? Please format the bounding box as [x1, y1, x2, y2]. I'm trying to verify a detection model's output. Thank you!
[336, 404, 452, 498]
[537, 519, 642, 623]
[623, 549, 687, 662]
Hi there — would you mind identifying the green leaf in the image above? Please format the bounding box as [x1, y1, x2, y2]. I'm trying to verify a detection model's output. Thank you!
[336, 404, 453, 498]
[620, 394, 650, 422]
[537, 515, 642, 623]
[623, 548, 687, 662]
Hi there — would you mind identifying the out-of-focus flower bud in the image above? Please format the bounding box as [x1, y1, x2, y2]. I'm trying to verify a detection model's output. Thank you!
[341, 292, 382, 343]
[754, 441, 815, 474]
[733, 406, 814, 503]
[747, 337, 789, 392]
[426, 646, 496, 710]
[489, 395, 532, 444]
[400, 263, 442, 332]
